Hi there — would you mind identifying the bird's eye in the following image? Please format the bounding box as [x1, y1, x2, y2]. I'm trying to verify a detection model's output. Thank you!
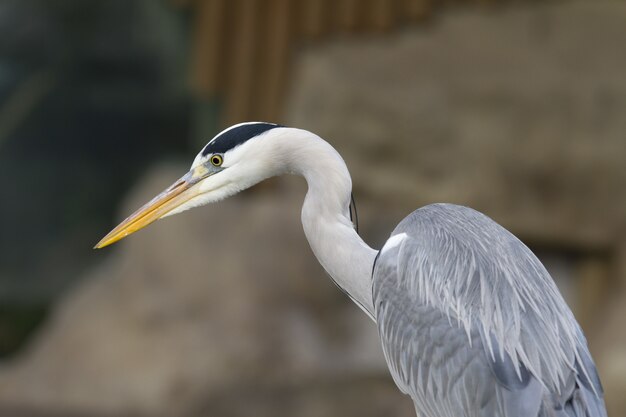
[210, 154, 223, 167]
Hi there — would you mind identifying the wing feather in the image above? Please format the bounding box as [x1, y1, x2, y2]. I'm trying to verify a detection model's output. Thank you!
[373, 204, 607, 417]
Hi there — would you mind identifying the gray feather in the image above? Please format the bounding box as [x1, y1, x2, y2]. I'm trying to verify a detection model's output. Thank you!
[373, 203, 607, 417]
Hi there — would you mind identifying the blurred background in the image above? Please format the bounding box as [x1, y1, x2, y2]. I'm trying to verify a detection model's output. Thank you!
[0, 0, 625, 416]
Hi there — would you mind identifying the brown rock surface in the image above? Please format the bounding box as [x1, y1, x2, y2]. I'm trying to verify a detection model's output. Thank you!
[287, 1, 626, 248]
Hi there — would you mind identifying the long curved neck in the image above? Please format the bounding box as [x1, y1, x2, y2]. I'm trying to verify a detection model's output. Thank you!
[276, 129, 378, 317]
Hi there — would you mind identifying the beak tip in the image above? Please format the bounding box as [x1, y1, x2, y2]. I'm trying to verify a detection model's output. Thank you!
[93, 235, 116, 250]
[93, 240, 106, 250]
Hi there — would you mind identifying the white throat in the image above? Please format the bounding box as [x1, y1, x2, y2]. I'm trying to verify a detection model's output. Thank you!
[267, 128, 378, 317]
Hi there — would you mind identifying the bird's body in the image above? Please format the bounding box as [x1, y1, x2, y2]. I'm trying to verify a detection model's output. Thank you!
[96, 123, 607, 417]
[375, 204, 605, 417]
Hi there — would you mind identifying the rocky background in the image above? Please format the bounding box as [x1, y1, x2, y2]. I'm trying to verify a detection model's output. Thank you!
[1, 1, 625, 416]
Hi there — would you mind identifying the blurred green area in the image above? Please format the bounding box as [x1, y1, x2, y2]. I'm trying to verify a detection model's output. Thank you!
[0, 0, 205, 355]
[0, 304, 47, 358]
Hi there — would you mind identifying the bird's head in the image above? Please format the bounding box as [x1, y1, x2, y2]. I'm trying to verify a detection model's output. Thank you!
[95, 122, 286, 249]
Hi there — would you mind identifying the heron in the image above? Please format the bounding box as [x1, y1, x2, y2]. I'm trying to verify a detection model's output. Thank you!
[95, 122, 607, 417]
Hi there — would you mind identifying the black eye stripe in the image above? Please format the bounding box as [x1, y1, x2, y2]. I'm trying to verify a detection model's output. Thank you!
[202, 123, 283, 156]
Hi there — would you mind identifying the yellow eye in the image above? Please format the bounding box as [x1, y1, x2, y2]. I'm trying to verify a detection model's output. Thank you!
[210, 154, 223, 167]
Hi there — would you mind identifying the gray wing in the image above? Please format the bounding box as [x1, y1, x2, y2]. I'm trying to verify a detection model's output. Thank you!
[373, 204, 606, 417]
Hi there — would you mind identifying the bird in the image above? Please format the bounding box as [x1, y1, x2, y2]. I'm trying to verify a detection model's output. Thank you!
[95, 122, 607, 417]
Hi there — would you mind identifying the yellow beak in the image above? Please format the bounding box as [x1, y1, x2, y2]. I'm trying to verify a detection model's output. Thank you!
[94, 167, 209, 249]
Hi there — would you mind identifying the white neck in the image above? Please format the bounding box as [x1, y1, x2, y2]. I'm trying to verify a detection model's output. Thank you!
[269, 128, 378, 317]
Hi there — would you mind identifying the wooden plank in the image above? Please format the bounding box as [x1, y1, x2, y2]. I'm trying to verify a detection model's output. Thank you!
[190, 0, 227, 97]
[403, 0, 432, 22]
[252, 0, 293, 122]
[368, 0, 396, 31]
[298, 0, 328, 39]
[223, 0, 261, 126]
[335, 0, 361, 32]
